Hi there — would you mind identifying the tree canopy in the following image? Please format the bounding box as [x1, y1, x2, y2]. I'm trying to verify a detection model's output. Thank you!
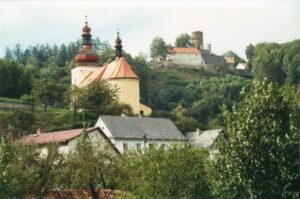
[250, 39, 300, 85]
[175, 33, 192, 47]
[213, 81, 300, 199]
[149, 36, 167, 60]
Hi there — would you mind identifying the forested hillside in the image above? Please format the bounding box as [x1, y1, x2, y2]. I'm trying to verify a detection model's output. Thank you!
[1, 39, 299, 133]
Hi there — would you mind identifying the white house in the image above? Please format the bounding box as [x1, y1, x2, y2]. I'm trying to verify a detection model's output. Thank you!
[235, 63, 249, 70]
[185, 128, 222, 149]
[19, 127, 120, 155]
[95, 115, 186, 153]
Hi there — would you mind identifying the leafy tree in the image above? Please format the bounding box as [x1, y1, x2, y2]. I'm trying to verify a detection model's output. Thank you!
[98, 48, 115, 66]
[173, 104, 199, 132]
[4, 47, 14, 61]
[56, 44, 68, 67]
[175, 33, 192, 47]
[0, 59, 33, 98]
[213, 81, 300, 199]
[5, 110, 35, 132]
[252, 43, 286, 84]
[60, 129, 118, 199]
[130, 55, 151, 102]
[33, 79, 60, 111]
[245, 43, 255, 67]
[0, 130, 16, 199]
[117, 145, 212, 199]
[13, 144, 64, 198]
[13, 43, 23, 63]
[149, 36, 167, 60]
[76, 80, 118, 115]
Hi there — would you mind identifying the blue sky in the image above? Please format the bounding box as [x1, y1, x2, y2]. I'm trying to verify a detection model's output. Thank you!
[0, 0, 299, 59]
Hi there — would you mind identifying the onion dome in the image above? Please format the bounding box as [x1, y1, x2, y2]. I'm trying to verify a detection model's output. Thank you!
[115, 31, 123, 58]
[74, 16, 100, 66]
[82, 22, 91, 34]
[75, 51, 99, 63]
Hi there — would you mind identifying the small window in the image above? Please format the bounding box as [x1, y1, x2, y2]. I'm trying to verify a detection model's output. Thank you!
[140, 110, 144, 116]
[137, 143, 141, 152]
[123, 143, 128, 152]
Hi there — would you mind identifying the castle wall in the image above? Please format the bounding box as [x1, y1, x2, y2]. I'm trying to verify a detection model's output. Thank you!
[168, 53, 205, 68]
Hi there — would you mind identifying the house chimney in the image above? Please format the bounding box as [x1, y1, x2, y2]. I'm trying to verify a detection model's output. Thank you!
[37, 128, 44, 134]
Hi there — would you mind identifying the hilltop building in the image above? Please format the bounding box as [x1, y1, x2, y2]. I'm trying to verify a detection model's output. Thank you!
[164, 31, 226, 72]
[71, 19, 151, 116]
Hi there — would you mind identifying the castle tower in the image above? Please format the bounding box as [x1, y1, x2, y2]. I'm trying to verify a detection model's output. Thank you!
[71, 16, 101, 86]
[192, 31, 203, 49]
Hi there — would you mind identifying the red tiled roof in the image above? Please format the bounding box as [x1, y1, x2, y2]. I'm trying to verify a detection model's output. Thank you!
[100, 57, 139, 79]
[169, 47, 200, 54]
[19, 128, 95, 145]
[79, 57, 139, 87]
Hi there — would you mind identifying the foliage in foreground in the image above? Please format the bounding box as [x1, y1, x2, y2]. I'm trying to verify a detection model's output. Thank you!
[59, 129, 119, 199]
[213, 81, 300, 199]
[117, 145, 213, 199]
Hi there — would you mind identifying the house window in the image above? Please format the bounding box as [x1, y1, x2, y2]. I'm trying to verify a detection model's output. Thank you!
[123, 143, 128, 152]
[137, 143, 141, 152]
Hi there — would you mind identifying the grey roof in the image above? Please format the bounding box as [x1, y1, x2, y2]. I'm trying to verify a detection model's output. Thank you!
[98, 115, 185, 140]
[187, 129, 222, 149]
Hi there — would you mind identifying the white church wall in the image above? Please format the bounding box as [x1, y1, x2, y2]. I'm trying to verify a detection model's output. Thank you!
[71, 66, 101, 86]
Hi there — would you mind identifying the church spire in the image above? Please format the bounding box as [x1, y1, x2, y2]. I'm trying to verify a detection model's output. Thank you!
[115, 30, 123, 58]
[82, 15, 92, 46]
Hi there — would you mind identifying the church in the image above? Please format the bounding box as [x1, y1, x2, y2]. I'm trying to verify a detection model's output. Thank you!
[71, 19, 152, 116]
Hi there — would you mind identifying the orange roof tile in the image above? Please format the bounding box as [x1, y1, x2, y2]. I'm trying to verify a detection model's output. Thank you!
[19, 128, 95, 144]
[79, 57, 139, 87]
[101, 57, 139, 79]
[169, 47, 200, 54]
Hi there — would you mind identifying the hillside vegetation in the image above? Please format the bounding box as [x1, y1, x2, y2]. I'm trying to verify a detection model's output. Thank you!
[1, 38, 299, 134]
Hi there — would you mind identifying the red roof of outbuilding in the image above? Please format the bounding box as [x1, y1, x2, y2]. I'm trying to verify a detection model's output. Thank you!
[19, 128, 95, 144]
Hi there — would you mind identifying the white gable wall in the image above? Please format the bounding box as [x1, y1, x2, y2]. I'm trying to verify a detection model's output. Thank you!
[71, 66, 101, 86]
[168, 53, 205, 67]
[95, 117, 113, 138]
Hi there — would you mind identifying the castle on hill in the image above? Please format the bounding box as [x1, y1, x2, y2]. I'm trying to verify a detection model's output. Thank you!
[157, 31, 227, 72]
[71, 19, 152, 116]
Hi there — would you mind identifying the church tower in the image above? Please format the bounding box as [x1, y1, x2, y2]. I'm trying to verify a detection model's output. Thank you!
[71, 18, 152, 116]
[71, 16, 101, 86]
